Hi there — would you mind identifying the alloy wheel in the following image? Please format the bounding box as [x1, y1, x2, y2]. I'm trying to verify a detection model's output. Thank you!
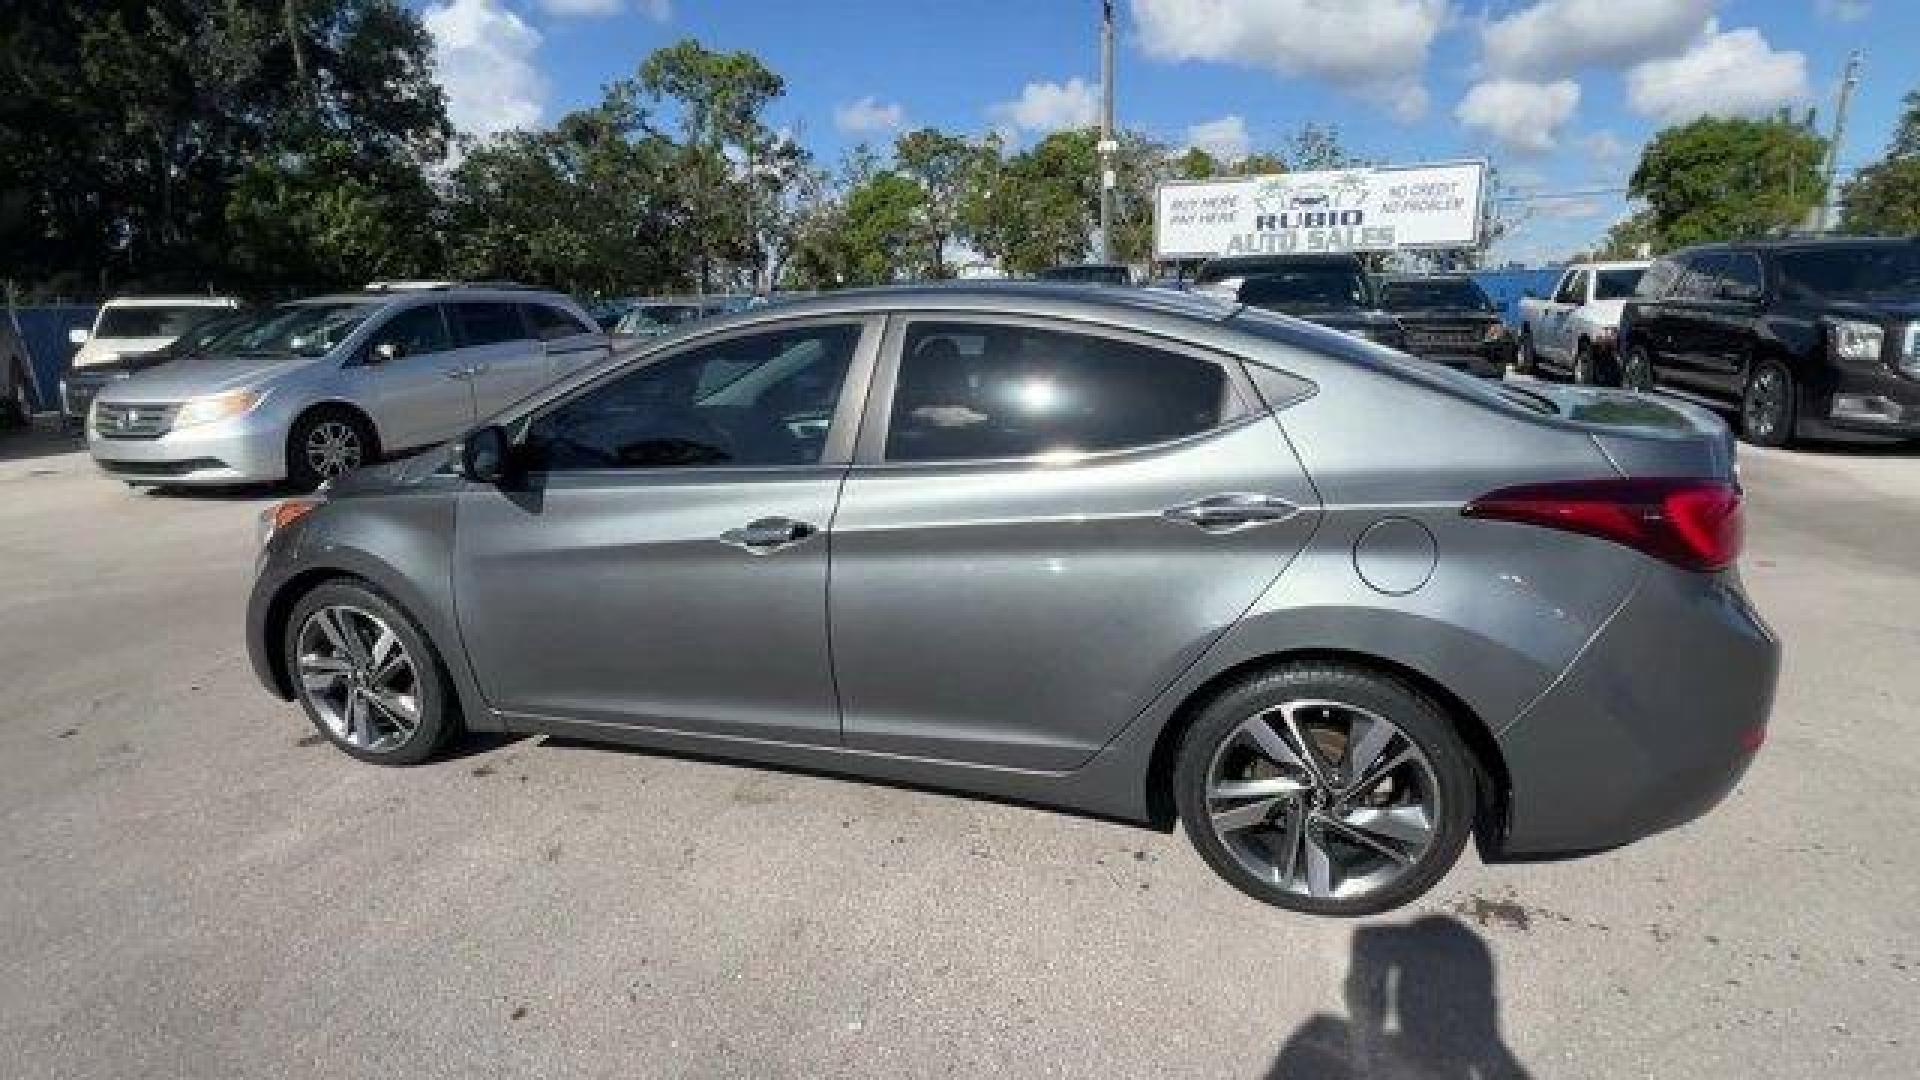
[1744, 367, 1786, 440]
[1204, 700, 1440, 901]
[295, 605, 422, 752]
[305, 421, 364, 478]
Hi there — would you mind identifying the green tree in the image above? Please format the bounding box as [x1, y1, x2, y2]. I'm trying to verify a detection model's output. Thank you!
[1841, 89, 1920, 235]
[894, 128, 981, 278]
[1629, 116, 1825, 248]
[0, 0, 448, 296]
[1282, 123, 1364, 171]
[960, 129, 1099, 275]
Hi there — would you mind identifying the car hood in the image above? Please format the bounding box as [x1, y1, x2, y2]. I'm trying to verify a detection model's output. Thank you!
[1822, 298, 1920, 321]
[98, 353, 316, 401]
[72, 337, 177, 368]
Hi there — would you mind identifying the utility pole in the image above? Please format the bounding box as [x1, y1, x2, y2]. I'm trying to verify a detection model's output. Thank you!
[1819, 50, 1863, 233]
[1097, 0, 1116, 263]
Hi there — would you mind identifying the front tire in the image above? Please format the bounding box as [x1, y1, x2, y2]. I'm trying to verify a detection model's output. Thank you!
[287, 407, 377, 491]
[284, 579, 459, 766]
[1173, 662, 1476, 917]
[1572, 340, 1597, 385]
[1740, 358, 1797, 448]
[1621, 345, 1656, 393]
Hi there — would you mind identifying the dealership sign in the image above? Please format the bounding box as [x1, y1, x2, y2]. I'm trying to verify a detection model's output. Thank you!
[1154, 161, 1486, 259]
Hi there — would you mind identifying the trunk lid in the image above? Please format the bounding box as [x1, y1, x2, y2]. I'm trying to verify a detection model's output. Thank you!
[1518, 383, 1737, 481]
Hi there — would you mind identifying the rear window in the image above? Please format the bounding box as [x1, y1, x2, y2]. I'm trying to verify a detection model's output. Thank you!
[1776, 244, 1920, 301]
[1379, 278, 1492, 311]
[1237, 269, 1371, 310]
[96, 306, 227, 339]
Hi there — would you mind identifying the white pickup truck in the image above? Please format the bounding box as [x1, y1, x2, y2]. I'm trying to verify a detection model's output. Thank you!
[1517, 260, 1649, 384]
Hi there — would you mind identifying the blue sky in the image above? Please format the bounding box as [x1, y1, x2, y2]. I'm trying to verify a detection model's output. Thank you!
[417, 0, 1911, 264]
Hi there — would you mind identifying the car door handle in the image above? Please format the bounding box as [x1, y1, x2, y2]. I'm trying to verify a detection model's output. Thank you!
[444, 367, 473, 380]
[1164, 493, 1301, 532]
[720, 517, 818, 553]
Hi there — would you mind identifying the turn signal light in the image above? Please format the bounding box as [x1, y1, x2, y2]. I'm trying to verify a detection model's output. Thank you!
[1464, 478, 1742, 572]
[257, 498, 321, 548]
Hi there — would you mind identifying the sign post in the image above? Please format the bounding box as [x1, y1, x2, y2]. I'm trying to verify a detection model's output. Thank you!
[1154, 161, 1487, 261]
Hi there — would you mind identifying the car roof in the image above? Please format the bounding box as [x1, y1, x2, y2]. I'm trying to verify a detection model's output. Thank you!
[698, 281, 1240, 325]
[1565, 260, 1649, 271]
[102, 295, 240, 308]
[288, 289, 577, 307]
[1688, 235, 1918, 254]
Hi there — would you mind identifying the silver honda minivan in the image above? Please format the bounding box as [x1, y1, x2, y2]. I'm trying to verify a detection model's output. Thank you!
[246, 284, 1778, 916]
[88, 285, 607, 488]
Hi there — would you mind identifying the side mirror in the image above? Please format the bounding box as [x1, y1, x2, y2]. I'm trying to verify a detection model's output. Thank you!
[460, 424, 516, 485]
[372, 341, 406, 363]
[69, 326, 90, 345]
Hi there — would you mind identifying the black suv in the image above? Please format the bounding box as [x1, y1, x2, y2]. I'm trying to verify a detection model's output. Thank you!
[1618, 237, 1920, 446]
[1194, 253, 1407, 350]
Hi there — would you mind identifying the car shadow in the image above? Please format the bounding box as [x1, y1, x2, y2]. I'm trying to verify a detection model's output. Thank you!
[1268, 914, 1531, 1080]
[0, 418, 84, 464]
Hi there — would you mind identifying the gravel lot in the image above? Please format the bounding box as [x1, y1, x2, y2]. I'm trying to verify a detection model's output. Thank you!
[2, 423, 1915, 1079]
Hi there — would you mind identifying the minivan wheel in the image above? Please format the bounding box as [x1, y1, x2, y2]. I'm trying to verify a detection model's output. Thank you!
[1741, 359, 1796, 448]
[285, 580, 457, 766]
[1173, 663, 1475, 917]
[287, 408, 376, 490]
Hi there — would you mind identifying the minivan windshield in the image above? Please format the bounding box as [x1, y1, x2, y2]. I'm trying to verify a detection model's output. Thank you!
[203, 303, 375, 360]
[1776, 244, 1920, 301]
[1380, 278, 1493, 312]
[95, 305, 228, 339]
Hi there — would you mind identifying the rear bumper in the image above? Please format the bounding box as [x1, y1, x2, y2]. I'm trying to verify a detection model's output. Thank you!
[1491, 565, 1779, 857]
[87, 413, 287, 485]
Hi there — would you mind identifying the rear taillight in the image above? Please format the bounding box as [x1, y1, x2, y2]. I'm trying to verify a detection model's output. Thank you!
[1464, 478, 1742, 572]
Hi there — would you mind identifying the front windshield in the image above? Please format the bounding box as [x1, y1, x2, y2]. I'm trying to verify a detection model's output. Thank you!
[1594, 268, 1645, 300]
[1777, 245, 1920, 301]
[1380, 278, 1491, 311]
[209, 303, 374, 359]
[95, 305, 227, 339]
[1237, 270, 1372, 310]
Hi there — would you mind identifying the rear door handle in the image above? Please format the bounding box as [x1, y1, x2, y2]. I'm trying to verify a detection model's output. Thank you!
[1164, 493, 1301, 532]
[720, 517, 818, 553]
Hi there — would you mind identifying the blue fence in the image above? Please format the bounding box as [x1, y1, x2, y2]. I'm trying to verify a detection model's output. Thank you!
[7, 305, 99, 411]
[1468, 268, 1564, 328]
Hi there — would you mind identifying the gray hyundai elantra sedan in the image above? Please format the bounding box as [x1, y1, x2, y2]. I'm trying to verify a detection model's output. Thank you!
[246, 283, 1778, 916]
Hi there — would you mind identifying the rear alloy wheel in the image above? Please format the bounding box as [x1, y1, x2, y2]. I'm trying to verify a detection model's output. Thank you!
[285, 580, 457, 766]
[1741, 358, 1796, 448]
[1175, 663, 1475, 917]
[1621, 346, 1656, 393]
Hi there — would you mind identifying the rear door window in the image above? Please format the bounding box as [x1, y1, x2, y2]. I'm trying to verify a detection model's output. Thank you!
[451, 302, 531, 347]
[884, 321, 1233, 463]
[1719, 252, 1764, 300]
[368, 304, 452, 358]
[1675, 252, 1730, 301]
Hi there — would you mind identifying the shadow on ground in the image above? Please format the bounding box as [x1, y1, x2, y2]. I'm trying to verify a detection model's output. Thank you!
[1269, 914, 1530, 1080]
[0, 418, 83, 464]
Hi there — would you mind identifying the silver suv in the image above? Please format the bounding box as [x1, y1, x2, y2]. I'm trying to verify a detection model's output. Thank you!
[87, 285, 607, 488]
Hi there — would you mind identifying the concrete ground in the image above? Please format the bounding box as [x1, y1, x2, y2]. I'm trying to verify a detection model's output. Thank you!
[1, 422, 1914, 1079]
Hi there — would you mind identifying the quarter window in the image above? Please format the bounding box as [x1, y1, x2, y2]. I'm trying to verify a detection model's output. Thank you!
[885, 322, 1231, 463]
[524, 303, 595, 341]
[1553, 271, 1587, 305]
[451, 302, 530, 346]
[523, 323, 860, 471]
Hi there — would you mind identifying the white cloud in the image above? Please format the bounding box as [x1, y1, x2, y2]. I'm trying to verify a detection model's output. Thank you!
[1481, 0, 1716, 78]
[537, 0, 671, 15]
[425, 0, 546, 140]
[1131, 0, 1446, 120]
[834, 96, 905, 135]
[1185, 115, 1250, 162]
[1577, 130, 1632, 166]
[1626, 23, 1809, 125]
[990, 78, 1100, 134]
[538, 0, 622, 14]
[1455, 79, 1580, 154]
[1815, 0, 1870, 22]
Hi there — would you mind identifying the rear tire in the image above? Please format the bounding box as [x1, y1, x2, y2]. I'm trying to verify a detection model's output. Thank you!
[1173, 662, 1476, 917]
[287, 407, 377, 491]
[1740, 358, 1796, 448]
